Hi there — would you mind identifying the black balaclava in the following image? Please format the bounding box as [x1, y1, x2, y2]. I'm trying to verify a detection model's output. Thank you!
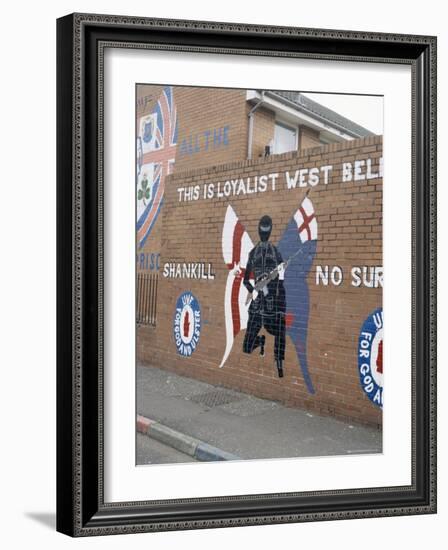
[258, 215, 272, 242]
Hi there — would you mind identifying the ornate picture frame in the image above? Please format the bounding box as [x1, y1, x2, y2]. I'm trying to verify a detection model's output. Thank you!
[56, 13, 436, 536]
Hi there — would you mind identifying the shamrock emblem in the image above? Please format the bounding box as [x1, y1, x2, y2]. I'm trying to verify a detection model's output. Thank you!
[138, 172, 152, 206]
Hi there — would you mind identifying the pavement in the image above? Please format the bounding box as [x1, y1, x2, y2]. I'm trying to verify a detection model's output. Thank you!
[136, 364, 382, 464]
[137, 433, 198, 465]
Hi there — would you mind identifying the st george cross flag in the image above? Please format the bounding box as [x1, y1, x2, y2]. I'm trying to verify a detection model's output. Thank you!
[278, 195, 318, 394]
[136, 86, 178, 249]
[220, 205, 254, 368]
[293, 196, 318, 243]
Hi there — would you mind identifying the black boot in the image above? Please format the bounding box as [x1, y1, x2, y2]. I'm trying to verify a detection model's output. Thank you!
[260, 335, 266, 357]
[276, 359, 284, 378]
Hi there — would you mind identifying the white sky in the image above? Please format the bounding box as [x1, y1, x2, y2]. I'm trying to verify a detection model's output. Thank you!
[301, 92, 384, 136]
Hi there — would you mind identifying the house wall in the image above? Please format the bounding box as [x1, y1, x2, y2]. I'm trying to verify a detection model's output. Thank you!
[250, 105, 276, 159]
[300, 125, 322, 149]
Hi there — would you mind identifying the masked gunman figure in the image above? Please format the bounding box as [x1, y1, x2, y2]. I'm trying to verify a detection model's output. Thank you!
[243, 215, 286, 377]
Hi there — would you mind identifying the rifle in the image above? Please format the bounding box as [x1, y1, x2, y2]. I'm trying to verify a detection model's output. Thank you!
[245, 248, 302, 306]
[245, 189, 311, 307]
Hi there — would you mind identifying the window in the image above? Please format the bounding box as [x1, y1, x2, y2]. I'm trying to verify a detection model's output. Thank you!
[273, 121, 297, 154]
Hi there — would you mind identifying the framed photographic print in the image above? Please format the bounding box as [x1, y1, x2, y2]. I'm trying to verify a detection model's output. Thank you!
[56, 13, 437, 536]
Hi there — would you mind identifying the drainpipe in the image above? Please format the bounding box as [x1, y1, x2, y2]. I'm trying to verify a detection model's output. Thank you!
[247, 91, 265, 160]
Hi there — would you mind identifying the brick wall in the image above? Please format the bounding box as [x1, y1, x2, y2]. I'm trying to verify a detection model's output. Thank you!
[137, 136, 383, 427]
[137, 84, 248, 174]
[250, 105, 276, 159]
[300, 125, 321, 149]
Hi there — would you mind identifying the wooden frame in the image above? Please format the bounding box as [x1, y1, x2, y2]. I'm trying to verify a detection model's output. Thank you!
[56, 13, 437, 536]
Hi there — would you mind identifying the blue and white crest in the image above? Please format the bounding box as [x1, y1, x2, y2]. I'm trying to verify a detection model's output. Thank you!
[173, 292, 201, 357]
[143, 119, 154, 143]
[358, 308, 383, 408]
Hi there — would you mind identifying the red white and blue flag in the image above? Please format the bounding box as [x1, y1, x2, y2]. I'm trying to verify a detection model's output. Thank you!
[220, 196, 318, 394]
[220, 205, 254, 368]
[136, 86, 178, 248]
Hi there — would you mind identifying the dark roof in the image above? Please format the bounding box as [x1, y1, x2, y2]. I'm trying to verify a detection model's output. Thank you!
[265, 90, 375, 138]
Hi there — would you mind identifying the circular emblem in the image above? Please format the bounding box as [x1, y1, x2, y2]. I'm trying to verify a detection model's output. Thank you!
[358, 307, 383, 408]
[173, 292, 201, 357]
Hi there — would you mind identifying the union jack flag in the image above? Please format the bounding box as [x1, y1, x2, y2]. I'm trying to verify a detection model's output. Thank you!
[136, 86, 178, 248]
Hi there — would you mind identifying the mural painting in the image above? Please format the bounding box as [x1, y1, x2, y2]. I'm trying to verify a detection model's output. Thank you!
[136, 86, 178, 249]
[220, 194, 317, 392]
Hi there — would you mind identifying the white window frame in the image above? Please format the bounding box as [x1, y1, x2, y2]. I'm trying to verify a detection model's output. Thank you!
[273, 119, 298, 154]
